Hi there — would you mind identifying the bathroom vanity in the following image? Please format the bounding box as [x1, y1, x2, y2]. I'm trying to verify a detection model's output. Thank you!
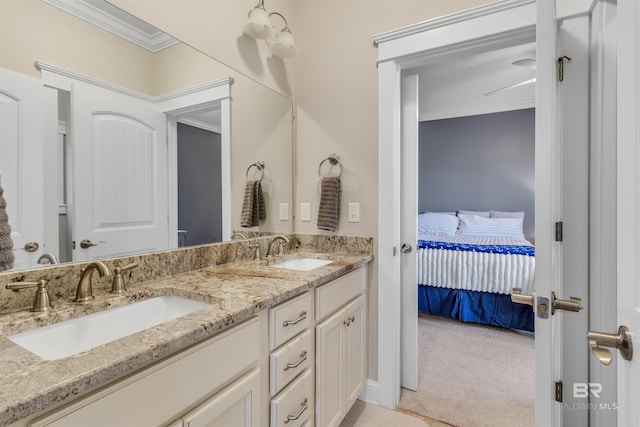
[0, 236, 372, 427]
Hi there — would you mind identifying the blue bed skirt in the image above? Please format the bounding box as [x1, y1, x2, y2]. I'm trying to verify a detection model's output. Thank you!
[418, 285, 534, 332]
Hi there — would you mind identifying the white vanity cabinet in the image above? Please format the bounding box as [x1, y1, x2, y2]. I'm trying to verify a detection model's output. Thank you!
[315, 268, 367, 427]
[268, 292, 314, 427]
[29, 316, 265, 427]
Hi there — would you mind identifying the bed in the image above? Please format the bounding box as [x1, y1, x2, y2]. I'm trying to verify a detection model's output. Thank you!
[417, 211, 535, 332]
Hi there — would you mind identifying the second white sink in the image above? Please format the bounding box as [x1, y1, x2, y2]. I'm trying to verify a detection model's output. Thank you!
[270, 257, 334, 271]
[8, 295, 210, 360]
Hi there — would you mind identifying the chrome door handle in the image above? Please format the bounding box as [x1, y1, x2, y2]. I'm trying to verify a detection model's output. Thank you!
[401, 243, 412, 254]
[587, 325, 633, 365]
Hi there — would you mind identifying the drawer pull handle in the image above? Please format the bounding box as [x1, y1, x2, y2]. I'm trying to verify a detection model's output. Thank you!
[283, 311, 307, 327]
[284, 351, 308, 371]
[284, 398, 308, 424]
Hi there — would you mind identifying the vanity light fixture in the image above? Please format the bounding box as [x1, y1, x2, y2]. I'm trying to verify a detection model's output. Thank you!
[242, 1, 298, 59]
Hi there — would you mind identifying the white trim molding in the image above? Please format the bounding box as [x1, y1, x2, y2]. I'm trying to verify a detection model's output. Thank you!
[374, 0, 536, 412]
[41, 0, 178, 52]
[35, 61, 233, 106]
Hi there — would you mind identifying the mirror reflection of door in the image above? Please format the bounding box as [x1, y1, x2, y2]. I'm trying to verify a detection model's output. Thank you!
[177, 122, 222, 247]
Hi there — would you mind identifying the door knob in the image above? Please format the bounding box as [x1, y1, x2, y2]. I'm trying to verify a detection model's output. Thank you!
[587, 325, 633, 365]
[401, 243, 413, 254]
[80, 239, 98, 249]
[21, 242, 40, 252]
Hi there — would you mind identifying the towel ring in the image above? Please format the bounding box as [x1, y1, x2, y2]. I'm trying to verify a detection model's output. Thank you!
[246, 161, 264, 183]
[318, 154, 343, 179]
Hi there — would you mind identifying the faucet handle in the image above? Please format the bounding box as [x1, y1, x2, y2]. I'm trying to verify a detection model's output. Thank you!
[248, 244, 261, 261]
[6, 279, 53, 312]
[111, 263, 138, 294]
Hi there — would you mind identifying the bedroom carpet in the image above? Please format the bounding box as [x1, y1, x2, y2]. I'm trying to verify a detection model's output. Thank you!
[398, 314, 535, 427]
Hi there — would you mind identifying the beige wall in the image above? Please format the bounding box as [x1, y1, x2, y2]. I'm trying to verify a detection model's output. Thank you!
[1, 0, 156, 94]
[105, 0, 494, 383]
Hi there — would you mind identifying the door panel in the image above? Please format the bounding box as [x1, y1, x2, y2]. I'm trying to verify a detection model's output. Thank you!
[0, 68, 44, 269]
[400, 74, 419, 391]
[70, 80, 168, 261]
[616, 0, 640, 425]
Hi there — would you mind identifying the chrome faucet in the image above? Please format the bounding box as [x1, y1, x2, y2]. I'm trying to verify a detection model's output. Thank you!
[74, 261, 111, 302]
[37, 253, 59, 265]
[267, 235, 290, 257]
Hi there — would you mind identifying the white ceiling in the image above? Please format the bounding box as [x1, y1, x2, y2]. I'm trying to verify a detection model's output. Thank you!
[406, 42, 537, 121]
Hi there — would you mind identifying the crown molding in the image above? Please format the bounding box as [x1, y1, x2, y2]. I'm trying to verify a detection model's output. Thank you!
[372, 0, 535, 46]
[42, 0, 178, 52]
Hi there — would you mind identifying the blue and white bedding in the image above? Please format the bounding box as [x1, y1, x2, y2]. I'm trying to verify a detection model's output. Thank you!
[417, 234, 535, 295]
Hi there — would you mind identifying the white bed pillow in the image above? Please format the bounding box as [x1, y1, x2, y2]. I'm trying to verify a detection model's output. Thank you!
[418, 212, 460, 236]
[458, 209, 490, 218]
[457, 214, 525, 238]
[490, 210, 525, 219]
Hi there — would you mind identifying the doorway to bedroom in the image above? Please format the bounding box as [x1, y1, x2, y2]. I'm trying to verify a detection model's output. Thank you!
[397, 42, 537, 427]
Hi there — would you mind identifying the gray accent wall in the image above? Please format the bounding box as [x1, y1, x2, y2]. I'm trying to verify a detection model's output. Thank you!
[419, 108, 535, 241]
[177, 123, 222, 246]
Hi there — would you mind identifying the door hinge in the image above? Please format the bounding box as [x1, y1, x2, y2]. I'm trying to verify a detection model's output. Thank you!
[557, 56, 571, 82]
[555, 381, 563, 402]
[555, 222, 563, 242]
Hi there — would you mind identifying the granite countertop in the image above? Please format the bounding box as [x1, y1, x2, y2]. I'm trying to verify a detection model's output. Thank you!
[0, 251, 372, 426]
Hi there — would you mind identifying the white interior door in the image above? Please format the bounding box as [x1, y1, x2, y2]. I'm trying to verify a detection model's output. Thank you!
[0, 68, 44, 269]
[70, 80, 168, 261]
[400, 74, 418, 391]
[615, 0, 640, 424]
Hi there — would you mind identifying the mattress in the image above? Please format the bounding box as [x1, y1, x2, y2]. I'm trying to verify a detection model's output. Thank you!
[417, 234, 535, 295]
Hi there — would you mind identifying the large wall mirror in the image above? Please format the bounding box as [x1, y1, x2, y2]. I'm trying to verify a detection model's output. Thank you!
[0, 0, 293, 271]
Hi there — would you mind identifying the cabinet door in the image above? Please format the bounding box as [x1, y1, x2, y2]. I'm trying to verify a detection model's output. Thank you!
[344, 294, 366, 409]
[315, 308, 346, 427]
[182, 368, 260, 427]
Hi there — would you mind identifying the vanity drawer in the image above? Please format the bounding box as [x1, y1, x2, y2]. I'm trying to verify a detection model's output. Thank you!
[270, 368, 313, 427]
[270, 330, 312, 396]
[316, 267, 365, 321]
[269, 292, 312, 350]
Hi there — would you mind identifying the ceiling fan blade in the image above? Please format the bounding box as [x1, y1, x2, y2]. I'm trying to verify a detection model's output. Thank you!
[484, 77, 536, 96]
[513, 58, 536, 68]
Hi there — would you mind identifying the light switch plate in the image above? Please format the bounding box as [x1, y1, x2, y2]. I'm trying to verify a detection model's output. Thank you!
[348, 203, 360, 222]
[279, 203, 288, 221]
[300, 203, 311, 222]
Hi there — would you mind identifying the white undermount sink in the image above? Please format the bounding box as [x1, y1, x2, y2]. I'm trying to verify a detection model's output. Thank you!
[8, 295, 210, 360]
[270, 257, 334, 271]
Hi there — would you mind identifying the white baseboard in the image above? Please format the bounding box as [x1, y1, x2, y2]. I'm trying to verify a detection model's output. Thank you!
[357, 378, 379, 405]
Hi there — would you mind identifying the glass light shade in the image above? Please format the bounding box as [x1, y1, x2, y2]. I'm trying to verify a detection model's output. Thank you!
[242, 6, 276, 40]
[271, 28, 298, 58]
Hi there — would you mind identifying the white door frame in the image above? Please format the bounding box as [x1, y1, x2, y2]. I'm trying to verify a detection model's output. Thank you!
[616, 1, 640, 425]
[374, 0, 537, 410]
[156, 78, 232, 244]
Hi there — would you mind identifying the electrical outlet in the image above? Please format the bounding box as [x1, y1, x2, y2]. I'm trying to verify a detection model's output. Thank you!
[279, 203, 288, 221]
[348, 203, 360, 222]
[301, 203, 311, 222]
